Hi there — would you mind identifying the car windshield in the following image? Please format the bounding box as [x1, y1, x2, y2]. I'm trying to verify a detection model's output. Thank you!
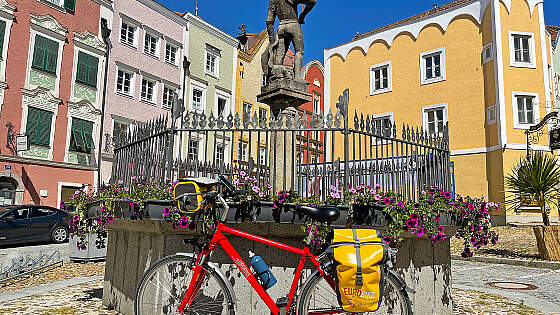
[0, 207, 15, 215]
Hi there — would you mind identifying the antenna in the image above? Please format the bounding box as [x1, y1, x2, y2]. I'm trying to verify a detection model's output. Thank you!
[195, 0, 199, 16]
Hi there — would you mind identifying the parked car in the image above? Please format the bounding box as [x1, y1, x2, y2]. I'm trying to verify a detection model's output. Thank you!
[0, 205, 71, 245]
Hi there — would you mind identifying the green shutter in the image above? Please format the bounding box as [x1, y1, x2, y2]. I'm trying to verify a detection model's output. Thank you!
[64, 0, 75, 12]
[26, 108, 40, 144]
[0, 20, 6, 55]
[87, 55, 98, 86]
[76, 51, 88, 84]
[32, 35, 47, 70]
[83, 120, 94, 150]
[26, 107, 52, 147]
[45, 39, 58, 74]
[70, 118, 93, 153]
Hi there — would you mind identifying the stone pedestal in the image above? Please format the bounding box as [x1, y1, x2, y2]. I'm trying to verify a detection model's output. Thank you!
[257, 78, 311, 113]
[102, 219, 454, 315]
[269, 107, 298, 192]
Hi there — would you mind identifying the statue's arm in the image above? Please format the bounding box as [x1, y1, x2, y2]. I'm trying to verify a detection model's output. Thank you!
[266, 1, 276, 43]
[299, 0, 317, 24]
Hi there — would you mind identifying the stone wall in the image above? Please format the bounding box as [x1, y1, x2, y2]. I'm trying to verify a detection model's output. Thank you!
[102, 219, 454, 315]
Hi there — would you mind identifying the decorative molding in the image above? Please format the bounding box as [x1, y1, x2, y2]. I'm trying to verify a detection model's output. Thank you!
[0, 153, 97, 171]
[73, 31, 107, 54]
[303, 59, 325, 78]
[68, 99, 101, 119]
[0, 81, 7, 89]
[21, 86, 61, 111]
[325, 0, 491, 61]
[498, 0, 543, 16]
[29, 69, 57, 91]
[0, 0, 16, 17]
[74, 84, 97, 103]
[164, 35, 183, 48]
[184, 13, 239, 48]
[30, 14, 67, 37]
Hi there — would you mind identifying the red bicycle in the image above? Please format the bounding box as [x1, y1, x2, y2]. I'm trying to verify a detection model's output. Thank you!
[134, 176, 413, 315]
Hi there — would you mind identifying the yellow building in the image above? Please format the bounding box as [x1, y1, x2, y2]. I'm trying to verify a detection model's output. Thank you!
[324, 0, 557, 225]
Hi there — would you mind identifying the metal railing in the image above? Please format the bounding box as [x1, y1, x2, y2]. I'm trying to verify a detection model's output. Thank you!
[112, 89, 451, 202]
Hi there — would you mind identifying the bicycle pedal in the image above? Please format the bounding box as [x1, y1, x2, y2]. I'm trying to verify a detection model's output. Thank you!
[274, 297, 289, 315]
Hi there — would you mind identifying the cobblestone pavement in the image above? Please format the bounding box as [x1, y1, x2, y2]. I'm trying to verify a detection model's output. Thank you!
[453, 289, 544, 314]
[453, 260, 560, 314]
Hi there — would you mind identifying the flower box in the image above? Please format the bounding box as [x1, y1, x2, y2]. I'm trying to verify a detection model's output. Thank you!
[351, 204, 390, 226]
[330, 206, 349, 227]
[69, 233, 107, 262]
[145, 199, 173, 221]
[437, 213, 459, 226]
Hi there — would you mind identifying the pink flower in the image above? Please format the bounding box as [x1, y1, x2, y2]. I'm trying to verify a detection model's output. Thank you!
[374, 195, 381, 201]
[252, 186, 260, 193]
[417, 227, 426, 237]
[233, 178, 240, 185]
[350, 188, 357, 194]
[240, 171, 246, 176]
[397, 201, 404, 209]
[162, 208, 170, 216]
[259, 192, 264, 198]
[107, 216, 114, 223]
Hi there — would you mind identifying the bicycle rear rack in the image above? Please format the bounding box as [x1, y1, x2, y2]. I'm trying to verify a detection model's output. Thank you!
[0, 250, 62, 284]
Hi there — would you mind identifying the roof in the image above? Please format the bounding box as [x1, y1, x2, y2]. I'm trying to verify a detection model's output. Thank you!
[546, 25, 560, 44]
[353, 0, 475, 41]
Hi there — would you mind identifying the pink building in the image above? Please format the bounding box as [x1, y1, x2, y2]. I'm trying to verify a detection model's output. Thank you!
[100, 0, 186, 182]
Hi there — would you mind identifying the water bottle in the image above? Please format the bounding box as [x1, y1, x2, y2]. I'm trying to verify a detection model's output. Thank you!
[249, 251, 277, 290]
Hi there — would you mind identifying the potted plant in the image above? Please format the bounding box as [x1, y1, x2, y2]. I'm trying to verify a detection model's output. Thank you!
[505, 152, 560, 261]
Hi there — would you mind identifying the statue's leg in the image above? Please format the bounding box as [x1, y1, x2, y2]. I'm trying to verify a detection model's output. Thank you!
[292, 25, 304, 79]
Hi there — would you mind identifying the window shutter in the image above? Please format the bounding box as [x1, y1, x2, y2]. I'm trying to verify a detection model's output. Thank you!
[76, 51, 88, 84]
[45, 39, 58, 74]
[0, 20, 6, 54]
[64, 0, 75, 12]
[83, 120, 94, 151]
[26, 108, 40, 145]
[38, 110, 53, 146]
[87, 55, 98, 86]
[32, 36, 47, 70]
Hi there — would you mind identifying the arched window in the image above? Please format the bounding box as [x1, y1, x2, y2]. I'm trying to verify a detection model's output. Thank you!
[0, 177, 17, 205]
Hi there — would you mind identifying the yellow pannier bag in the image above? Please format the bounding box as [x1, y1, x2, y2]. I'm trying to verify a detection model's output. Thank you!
[331, 229, 387, 312]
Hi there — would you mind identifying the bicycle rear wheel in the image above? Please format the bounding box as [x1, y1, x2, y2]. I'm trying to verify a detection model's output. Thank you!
[297, 268, 412, 315]
[135, 254, 235, 315]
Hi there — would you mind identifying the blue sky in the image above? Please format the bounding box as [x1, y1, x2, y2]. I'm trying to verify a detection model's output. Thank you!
[161, 0, 560, 64]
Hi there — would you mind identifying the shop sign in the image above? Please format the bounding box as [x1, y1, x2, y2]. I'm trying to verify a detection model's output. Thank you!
[550, 128, 560, 151]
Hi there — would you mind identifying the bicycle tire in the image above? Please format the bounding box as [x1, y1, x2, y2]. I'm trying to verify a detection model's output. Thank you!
[297, 266, 412, 315]
[134, 254, 235, 315]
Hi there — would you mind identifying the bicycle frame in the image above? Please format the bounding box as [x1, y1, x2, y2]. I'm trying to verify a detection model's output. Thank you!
[178, 222, 336, 315]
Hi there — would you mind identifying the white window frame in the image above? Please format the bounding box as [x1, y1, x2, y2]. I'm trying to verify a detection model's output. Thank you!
[162, 86, 176, 110]
[26, 28, 65, 97]
[190, 79, 206, 112]
[143, 31, 160, 59]
[111, 118, 133, 143]
[371, 112, 394, 142]
[140, 76, 157, 105]
[0, 14, 14, 83]
[422, 103, 448, 136]
[482, 43, 493, 64]
[258, 107, 268, 121]
[420, 48, 446, 85]
[486, 105, 497, 125]
[165, 42, 178, 66]
[205, 48, 220, 78]
[258, 146, 267, 165]
[186, 133, 202, 161]
[115, 66, 135, 97]
[242, 102, 253, 119]
[119, 16, 139, 49]
[312, 94, 321, 115]
[509, 31, 536, 69]
[214, 143, 226, 166]
[215, 90, 230, 117]
[238, 140, 248, 162]
[370, 61, 392, 95]
[512, 92, 540, 129]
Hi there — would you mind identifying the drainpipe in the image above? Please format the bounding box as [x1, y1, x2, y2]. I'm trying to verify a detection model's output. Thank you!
[178, 57, 190, 164]
[96, 19, 111, 189]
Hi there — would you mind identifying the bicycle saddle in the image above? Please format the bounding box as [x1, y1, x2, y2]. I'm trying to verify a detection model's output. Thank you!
[296, 205, 340, 222]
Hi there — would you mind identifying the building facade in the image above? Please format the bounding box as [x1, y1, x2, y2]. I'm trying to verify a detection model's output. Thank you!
[324, 0, 556, 224]
[547, 25, 560, 104]
[100, 0, 186, 183]
[301, 60, 325, 164]
[0, 0, 111, 207]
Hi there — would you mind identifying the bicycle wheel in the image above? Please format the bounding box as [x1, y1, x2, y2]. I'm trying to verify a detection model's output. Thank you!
[135, 254, 235, 315]
[297, 268, 412, 315]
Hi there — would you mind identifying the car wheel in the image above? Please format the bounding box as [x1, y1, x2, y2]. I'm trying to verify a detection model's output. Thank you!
[51, 226, 68, 244]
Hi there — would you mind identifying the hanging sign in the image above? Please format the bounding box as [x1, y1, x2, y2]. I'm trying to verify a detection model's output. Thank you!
[550, 128, 560, 151]
[16, 134, 29, 152]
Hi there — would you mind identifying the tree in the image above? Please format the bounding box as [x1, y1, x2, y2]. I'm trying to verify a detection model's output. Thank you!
[505, 151, 560, 226]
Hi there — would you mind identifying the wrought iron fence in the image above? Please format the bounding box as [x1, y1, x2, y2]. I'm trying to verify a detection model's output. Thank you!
[112, 89, 451, 202]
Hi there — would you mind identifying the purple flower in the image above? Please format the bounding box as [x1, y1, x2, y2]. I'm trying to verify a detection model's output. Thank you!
[417, 227, 426, 237]
[383, 197, 391, 205]
[443, 192, 451, 199]
[350, 188, 357, 194]
[436, 226, 444, 234]
[410, 213, 419, 221]
[461, 248, 473, 258]
[491, 235, 499, 245]
[374, 194, 381, 201]
[181, 216, 188, 223]
[107, 216, 114, 223]
[162, 208, 170, 216]
[240, 171, 246, 177]
[383, 236, 392, 245]
[73, 215, 80, 223]
[273, 200, 281, 209]
[252, 186, 260, 193]
[179, 220, 188, 229]
[434, 214, 441, 222]
[397, 201, 404, 209]
[406, 219, 418, 228]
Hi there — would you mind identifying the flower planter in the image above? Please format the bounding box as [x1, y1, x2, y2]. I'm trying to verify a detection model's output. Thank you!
[145, 199, 173, 221]
[69, 233, 107, 262]
[331, 206, 349, 227]
[86, 200, 104, 217]
[437, 213, 459, 226]
[533, 225, 560, 261]
[86, 200, 137, 219]
[351, 204, 390, 226]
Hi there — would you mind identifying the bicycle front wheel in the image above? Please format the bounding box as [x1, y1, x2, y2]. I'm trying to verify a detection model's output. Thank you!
[297, 269, 412, 315]
[135, 254, 235, 315]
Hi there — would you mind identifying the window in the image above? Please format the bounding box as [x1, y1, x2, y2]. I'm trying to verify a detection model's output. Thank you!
[243, 102, 252, 119]
[69, 118, 94, 154]
[144, 33, 158, 57]
[483, 43, 493, 64]
[116, 69, 133, 95]
[165, 43, 177, 65]
[0, 20, 6, 56]
[187, 138, 199, 161]
[113, 121, 130, 143]
[262, 73, 267, 86]
[371, 113, 393, 137]
[63, 0, 75, 11]
[31, 207, 55, 217]
[76, 51, 99, 87]
[510, 32, 536, 68]
[422, 105, 448, 136]
[514, 94, 537, 127]
[487, 105, 497, 125]
[120, 22, 136, 46]
[420, 48, 445, 85]
[313, 95, 321, 115]
[163, 87, 175, 109]
[192, 88, 204, 111]
[217, 97, 227, 117]
[370, 62, 392, 94]
[26, 107, 53, 147]
[141, 78, 156, 104]
[205, 45, 220, 77]
[259, 107, 268, 121]
[238, 141, 248, 162]
[215, 145, 225, 166]
[32, 35, 59, 74]
[258, 147, 266, 165]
